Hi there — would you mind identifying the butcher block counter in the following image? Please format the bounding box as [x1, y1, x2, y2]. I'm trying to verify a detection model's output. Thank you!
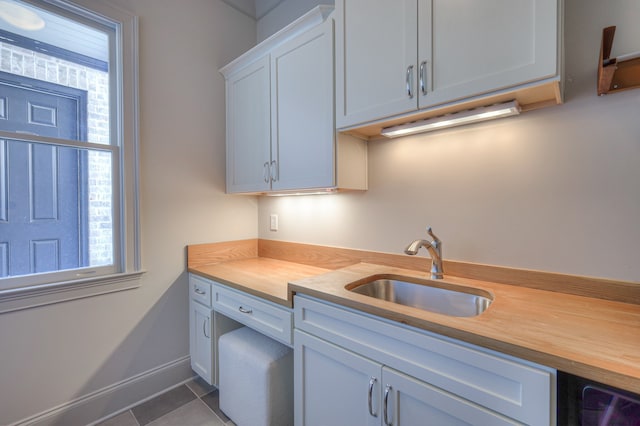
[187, 239, 640, 394]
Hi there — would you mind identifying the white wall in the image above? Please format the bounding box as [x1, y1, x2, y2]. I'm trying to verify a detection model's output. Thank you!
[0, 1, 258, 424]
[258, 0, 640, 283]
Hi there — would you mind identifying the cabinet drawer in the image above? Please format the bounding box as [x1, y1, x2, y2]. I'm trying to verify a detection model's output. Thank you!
[295, 294, 554, 426]
[213, 283, 293, 346]
[189, 274, 212, 307]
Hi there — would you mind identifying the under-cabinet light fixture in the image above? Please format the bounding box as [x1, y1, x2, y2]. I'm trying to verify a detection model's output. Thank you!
[380, 100, 521, 138]
[266, 188, 337, 196]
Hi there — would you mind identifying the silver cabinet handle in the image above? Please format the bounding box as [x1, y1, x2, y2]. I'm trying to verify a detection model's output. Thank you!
[383, 385, 392, 426]
[194, 286, 206, 295]
[406, 65, 414, 99]
[368, 377, 378, 417]
[419, 60, 427, 95]
[203, 316, 210, 339]
[270, 160, 278, 182]
[238, 306, 253, 314]
[263, 161, 270, 183]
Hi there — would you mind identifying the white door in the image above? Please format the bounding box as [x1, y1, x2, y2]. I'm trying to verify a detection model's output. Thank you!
[270, 18, 335, 191]
[382, 367, 521, 426]
[225, 55, 271, 193]
[190, 301, 213, 384]
[335, 0, 418, 129]
[294, 330, 380, 426]
[418, 0, 558, 108]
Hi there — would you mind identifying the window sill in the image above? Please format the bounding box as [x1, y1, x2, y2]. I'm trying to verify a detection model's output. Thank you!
[0, 271, 145, 314]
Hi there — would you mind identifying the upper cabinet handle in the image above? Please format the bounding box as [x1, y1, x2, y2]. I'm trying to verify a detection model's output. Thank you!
[263, 162, 270, 183]
[406, 65, 414, 99]
[419, 61, 427, 95]
[270, 160, 278, 182]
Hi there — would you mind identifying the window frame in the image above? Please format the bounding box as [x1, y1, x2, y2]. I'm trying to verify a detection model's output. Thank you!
[0, 0, 142, 313]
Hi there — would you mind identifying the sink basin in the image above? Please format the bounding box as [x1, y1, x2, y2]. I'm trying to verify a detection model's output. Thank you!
[347, 275, 492, 317]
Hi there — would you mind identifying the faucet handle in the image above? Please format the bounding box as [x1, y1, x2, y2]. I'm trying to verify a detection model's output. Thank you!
[426, 227, 441, 244]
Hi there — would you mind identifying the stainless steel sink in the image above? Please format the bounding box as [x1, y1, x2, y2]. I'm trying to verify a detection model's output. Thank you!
[348, 275, 492, 317]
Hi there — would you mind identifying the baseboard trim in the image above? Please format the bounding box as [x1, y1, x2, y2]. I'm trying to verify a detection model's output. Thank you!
[10, 356, 193, 426]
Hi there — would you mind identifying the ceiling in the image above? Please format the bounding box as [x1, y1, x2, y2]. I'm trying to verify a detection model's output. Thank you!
[221, 0, 285, 20]
[0, 0, 286, 66]
[0, 0, 108, 63]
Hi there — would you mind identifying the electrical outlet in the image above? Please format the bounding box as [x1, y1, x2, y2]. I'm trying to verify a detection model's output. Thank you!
[270, 214, 278, 231]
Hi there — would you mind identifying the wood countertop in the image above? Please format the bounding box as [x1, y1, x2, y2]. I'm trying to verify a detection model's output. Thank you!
[187, 239, 640, 394]
[189, 257, 328, 307]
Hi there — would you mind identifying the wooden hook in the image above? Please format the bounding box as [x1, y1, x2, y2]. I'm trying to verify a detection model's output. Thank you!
[597, 26, 640, 95]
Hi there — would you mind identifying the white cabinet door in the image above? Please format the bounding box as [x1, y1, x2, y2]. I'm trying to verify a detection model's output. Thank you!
[335, 0, 418, 129]
[190, 300, 213, 384]
[294, 330, 380, 426]
[225, 55, 271, 193]
[271, 19, 335, 191]
[383, 367, 521, 426]
[419, 0, 558, 108]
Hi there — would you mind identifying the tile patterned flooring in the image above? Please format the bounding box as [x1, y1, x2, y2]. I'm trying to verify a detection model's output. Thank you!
[97, 378, 236, 426]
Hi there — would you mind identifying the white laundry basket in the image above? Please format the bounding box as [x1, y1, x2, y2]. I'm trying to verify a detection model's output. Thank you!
[218, 326, 293, 426]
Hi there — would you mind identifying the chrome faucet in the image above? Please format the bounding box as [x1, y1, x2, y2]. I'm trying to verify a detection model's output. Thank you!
[404, 227, 444, 279]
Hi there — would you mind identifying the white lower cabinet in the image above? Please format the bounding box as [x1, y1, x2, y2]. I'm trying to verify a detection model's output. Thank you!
[189, 274, 243, 385]
[383, 367, 519, 426]
[294, 295, 556, 426]
[189, 274, 293, 385]
[189, 276, 214, 384]
[295, 329, 380, 426]
[295, 330, 519, 426]
[189, 301, 213, 384]
[212, 281, 293, 346]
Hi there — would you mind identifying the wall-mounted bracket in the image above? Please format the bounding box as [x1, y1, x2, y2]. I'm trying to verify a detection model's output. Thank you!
[598, 26, 640, 96]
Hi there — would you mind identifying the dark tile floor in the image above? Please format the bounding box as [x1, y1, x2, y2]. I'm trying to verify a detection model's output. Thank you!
[97, 378, 235, 426]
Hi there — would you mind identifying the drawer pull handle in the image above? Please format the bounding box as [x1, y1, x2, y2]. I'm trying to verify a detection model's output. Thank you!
[383, 385, 392, 426]
[238, 306, 253, 314]
[194, 287, 206, 295]
[368, 377, 378, 417]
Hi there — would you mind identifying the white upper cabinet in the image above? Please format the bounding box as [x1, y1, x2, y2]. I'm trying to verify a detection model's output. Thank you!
[270, 19, 335, 191]
[421, 0, 558, 108]
[225, 56, 271, 193]
[336, 0, 561, 130]
[221, 6, 367, 194]
[335, 0, 418, 128]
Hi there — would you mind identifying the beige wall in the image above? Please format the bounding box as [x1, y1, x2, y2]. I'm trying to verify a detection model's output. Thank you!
[0, 1, 257, 424]
[258, 0, 640, 283]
